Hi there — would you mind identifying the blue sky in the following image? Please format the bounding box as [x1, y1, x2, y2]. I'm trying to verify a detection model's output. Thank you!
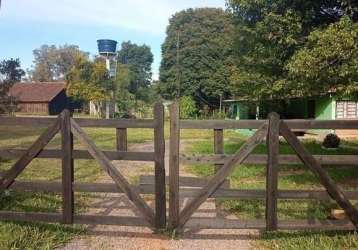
[0, 0, 225, 80]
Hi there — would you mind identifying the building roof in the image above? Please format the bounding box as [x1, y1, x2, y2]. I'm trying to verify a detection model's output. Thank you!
[9, 82, 66, 103]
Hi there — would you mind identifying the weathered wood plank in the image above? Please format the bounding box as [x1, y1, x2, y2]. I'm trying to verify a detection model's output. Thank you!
[178, 124, 268, 228]
[2, 116, 358, 129]
[280, 121, 358, 229]
[185, 218, 355, 230]
[180, 154, 358, 166]
[74, 214, 150, 227]
[0, 211, 62, 223]
[0, 149, 155, 161]
[0, 211, 150, 227]
[7, 181, 358, 200]
[153, 102, 166, 229]
[214, 128, 224, 176]
[0, 117, 155, 128]
[186, 218, 266, 229]
[169, 102, 180, 229]
[70, 119, 155, 226]
[140, 175, 230, 188]
[266, 113, 280, 230]
[0, 117, 61, 190]
[61, 110, 74, 224]
[277, 219, 355, 231]
[180, 119, 358, 130]
[116, 128, 128, 151]
[7, 180, 155, 193]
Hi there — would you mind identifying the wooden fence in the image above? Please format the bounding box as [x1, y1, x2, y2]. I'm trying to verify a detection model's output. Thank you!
[169, 102, 358, 231]
[1, 101, 358, 233]
[0, 103, 166, 230]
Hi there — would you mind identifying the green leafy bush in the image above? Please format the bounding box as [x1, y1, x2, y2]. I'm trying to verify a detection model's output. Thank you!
[180, 96, 198, 119]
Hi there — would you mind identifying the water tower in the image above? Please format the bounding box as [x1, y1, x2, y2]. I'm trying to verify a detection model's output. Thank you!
[97, 39, 118, 78]
[95, 39, 118, 118]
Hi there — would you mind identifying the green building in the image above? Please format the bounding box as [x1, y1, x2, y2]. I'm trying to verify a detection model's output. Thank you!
[225, 95, 358, 134]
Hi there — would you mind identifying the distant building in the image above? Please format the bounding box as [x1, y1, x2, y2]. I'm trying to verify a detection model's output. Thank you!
[225, 94, 358, 136]
[9, 82, 68, 115]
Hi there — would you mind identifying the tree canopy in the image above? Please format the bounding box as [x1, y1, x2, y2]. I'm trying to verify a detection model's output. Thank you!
[0, 58, 25, 114]
[227, 0, 358, 101]
[287, 17, 358, 96]
[66, 56, 113, 102]
[158, 8, 235, 108]
[30, 44, 89, 82]
[117, 41, 153, 101]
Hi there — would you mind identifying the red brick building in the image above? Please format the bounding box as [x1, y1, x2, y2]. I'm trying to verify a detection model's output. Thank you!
[9, 82, 68, 115]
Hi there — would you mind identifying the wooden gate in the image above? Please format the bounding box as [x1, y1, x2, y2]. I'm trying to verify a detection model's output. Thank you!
[0, 103, 166, 230]
[169, 102, 358, 231]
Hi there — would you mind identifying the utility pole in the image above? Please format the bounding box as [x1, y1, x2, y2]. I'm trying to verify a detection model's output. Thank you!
[176, 30, 181, 100]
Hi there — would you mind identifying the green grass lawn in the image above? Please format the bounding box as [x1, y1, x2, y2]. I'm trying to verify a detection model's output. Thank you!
[184, 137, 358, 249]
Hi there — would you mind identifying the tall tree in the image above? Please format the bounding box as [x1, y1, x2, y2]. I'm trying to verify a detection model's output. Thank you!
[227, 0, 358, 101]
[0, 58, 25, 114]
[287, 16, 358, 96]
[30, 44, 89, 82]
[158, 8, 235, 108]
[117, 41, 153, 101]
[66, 56, 113, 102]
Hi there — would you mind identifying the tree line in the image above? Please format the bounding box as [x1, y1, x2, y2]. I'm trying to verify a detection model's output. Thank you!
[159, 0, 358, 115]
[0, 42, 155, 116]
[1, 0, 357, 117]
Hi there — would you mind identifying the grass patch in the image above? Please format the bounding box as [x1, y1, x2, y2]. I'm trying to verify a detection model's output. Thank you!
[184, 137, 358, 249]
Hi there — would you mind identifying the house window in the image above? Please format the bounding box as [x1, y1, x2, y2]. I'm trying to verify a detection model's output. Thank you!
[336, 101, 358, 119]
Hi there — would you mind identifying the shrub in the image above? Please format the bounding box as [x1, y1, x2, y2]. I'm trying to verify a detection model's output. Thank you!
[322, 133, 341, 149]
[180, 96, 198, 119]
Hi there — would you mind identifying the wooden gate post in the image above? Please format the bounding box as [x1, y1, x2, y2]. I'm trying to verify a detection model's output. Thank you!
[154, 102, 166, 229]
[61, 109, 74, 224]
[214, 129, 224, 208]
[266, 113, 280, 231]
[116, 128, 128, 151]
[214, 129, 224, 170]
[169, 102, 180, 229]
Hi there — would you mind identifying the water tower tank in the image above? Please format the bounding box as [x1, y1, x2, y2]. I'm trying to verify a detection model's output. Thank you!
[97, 39, 118, 56]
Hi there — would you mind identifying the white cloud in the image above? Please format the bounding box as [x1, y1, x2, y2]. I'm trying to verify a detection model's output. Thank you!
[1, 0, 225, 35]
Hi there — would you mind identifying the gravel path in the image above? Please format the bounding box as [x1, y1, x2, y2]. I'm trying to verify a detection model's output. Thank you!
[59, 140, 259, 250]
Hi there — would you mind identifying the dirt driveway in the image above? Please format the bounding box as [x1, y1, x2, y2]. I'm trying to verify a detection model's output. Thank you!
[59, 140, 259, 250]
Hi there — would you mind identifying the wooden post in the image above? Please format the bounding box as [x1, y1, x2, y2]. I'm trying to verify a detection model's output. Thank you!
[116, 128, 128, 151]
[169, 102, 180, 229]
[266, 113, 280, 231]
[154, 102, 166, 229]
[214, 129, 224, 171]
[214, 129, 224, 208]
[61, 110, 74, 224]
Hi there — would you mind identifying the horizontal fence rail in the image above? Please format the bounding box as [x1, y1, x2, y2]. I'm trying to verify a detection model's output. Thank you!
[0, 149, 155, 161]
[180, 154, 358, 165]
[180, 119, 358, 130]
[0, 117, 156, 128]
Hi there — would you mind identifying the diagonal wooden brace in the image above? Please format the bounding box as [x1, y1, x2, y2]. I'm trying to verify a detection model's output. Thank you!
[178, 124, 268, 228]
[0, 116, 61, 191]
[70, 119, 155, 226]
[280, 121, 358, 229]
